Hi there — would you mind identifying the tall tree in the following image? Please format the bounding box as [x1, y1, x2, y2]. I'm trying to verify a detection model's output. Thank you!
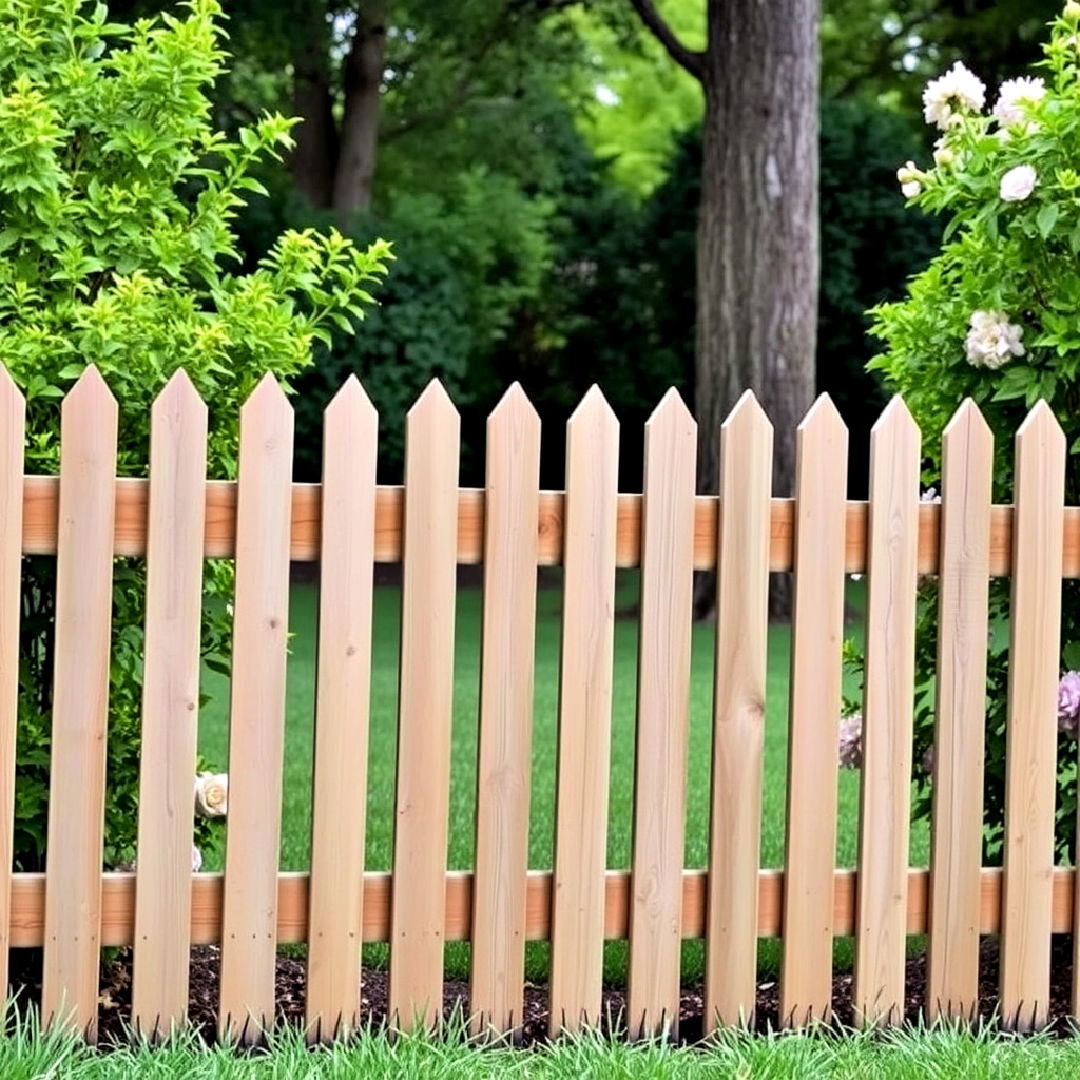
[627, 0, 819, 613]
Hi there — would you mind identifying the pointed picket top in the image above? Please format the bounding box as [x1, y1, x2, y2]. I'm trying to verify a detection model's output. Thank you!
[567, 384, 618, 447]
[488, 380, 540, 432]
[943, 398, 991, 445]
[797, 391, 844, 432]
[62, 364, 117, 422]
[722, 388, 772, 437]
[795, 393, 847, 468]
[325, 374, 377, 429]
[241, 370, 290, 416]
[408, 378, 457, 421]
[646, 386, 695, 434]
[870, 394, 918, 440]
[1016, 397, 1065, 450]
[152, 368, 207, 427]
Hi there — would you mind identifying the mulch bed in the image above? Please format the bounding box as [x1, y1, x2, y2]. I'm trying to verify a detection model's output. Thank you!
[6, 935, 1078, 1046]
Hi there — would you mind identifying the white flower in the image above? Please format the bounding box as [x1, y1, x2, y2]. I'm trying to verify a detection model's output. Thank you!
[897, 161, 923, 197]
[1066, 0, 1080, 22]
[1000, 164, 1037, 201]
[923, 62, 986, 130]
[965, 310, 1025, 369]
[192, 846, 203, 872]
[920, 487, 941, 504]
[994, 77, 1046, 126]
[194, 772, 228, 817]
[838, 714, 863, 770]
[933, 142, 955, 167]
[901, 180, 921, 198]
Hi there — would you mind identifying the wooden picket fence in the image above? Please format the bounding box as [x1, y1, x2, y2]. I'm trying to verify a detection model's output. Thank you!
[0, 365, 1076, 1042]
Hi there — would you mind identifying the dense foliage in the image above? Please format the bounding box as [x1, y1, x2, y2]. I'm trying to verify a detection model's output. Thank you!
[0, 0, 389, 867]
[868, 5, 1080, 859]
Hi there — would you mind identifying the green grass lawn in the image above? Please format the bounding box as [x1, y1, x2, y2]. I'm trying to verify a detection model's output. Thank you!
[9, 1019, 1080, 1079]
[197, 573, 929, 983]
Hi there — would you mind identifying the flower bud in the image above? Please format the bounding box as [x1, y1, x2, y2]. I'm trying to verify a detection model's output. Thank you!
[933, 145, 955, 166]
[1066, 0, 1080, 21]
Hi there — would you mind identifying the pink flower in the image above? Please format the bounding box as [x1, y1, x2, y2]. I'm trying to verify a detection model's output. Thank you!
[838, 713, 863, 769]
[1058, 671, 1080, 736]
[1000, 164, 1037, 202]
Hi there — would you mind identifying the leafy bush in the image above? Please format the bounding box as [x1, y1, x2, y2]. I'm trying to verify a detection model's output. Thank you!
[867, 3, 1080, 860]
[0, 0, 390, 867]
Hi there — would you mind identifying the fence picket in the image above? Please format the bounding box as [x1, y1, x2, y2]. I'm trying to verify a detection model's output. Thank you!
[41, 367, 118, 1038]
[132, 372, 208, 1038]
[627, 390, 696, 1039]
[780, 394, 848, 1027]
[549, 387, 619, 1035]
[927, 401, 992, 1022]
[469, 385, 541, 1037]
[854, 398, 920, 1026]
[0, 370, 24, 1002]
[305, 379, 378, 1041]
[388, 382, 460, 1031]
[1000, 402, 1064, 1032]
[217, 375, 294, 1044]
[705, 391, 773, 1030]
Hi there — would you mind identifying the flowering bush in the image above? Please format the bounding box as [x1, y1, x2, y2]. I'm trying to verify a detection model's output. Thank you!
[868, 3, 1080, 861]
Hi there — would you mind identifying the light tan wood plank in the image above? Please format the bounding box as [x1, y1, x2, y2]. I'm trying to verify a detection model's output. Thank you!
[1000, 402, 1064, 1032]
[131, 372, 208, 1038]
[854, 398, 921, 1026]
[0, 370, 23, 1001]
[305, 379, 378, 1041]
[705, 391, 773, 1030]
[469, 385, 541, 1037]
[927, 400, 992, 1022]
[8, 865, 1080, 948]
[780, 394, 848, 1027]
[15, 474, 1080, 580]
[627, 390, 696, 1039]
[217, 375, 294, 1044]
[388, 381, 460, 1031]
[41, 367, 118, 1039]
[549, 387, 619, 1036]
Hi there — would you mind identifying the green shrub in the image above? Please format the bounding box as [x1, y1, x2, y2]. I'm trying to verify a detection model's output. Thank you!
[0, 0, 390, 867]
[867, 3, 1080, 860]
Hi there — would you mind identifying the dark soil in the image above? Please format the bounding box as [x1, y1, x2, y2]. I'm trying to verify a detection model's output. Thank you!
[6, 935, 1077, 1046]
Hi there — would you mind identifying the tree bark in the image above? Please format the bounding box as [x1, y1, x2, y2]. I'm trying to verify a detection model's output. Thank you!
[290, 3, 338, 209]
[694, 0, 819, 617]
[332, 1, 388, 217]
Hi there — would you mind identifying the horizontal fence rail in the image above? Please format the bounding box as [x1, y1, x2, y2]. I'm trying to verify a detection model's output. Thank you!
[5, 366, 1080, 1042]
[15, 476, 1080, 577]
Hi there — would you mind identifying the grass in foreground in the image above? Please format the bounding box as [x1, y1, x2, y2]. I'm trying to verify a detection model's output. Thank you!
[197, 575, 926, 982]
[5, 1018, 1080, 1080]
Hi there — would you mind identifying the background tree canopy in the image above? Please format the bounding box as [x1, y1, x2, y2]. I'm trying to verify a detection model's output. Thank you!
[89, 0, 1048, 490]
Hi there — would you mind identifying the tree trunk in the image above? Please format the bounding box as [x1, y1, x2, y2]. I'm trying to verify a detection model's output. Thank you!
[290, 4, 338, 209]
[332, 1, 388, 217]
[694, 0, 819, 618]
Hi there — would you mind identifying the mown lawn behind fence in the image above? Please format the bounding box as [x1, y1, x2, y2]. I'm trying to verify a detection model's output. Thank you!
[197, 574, 930, 984]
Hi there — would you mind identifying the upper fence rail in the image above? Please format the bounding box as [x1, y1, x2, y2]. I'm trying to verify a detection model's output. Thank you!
[14, 466, 1080, 577]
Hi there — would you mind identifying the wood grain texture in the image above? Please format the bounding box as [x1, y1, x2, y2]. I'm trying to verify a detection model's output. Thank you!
[41, 367, 118, 1038]
[854, 398, 920, 1026]
[0, 370, 23, 1001]
[305, 379, 377, 1041]
[705, 391, 772, 1030]
[388, 382, 460, 1032]
[469, 385, 541, 1037]
[7, 865, 1079, 948]
[549, 387, 619, 1036]
[14, 475, 1080, 579]
[780, 395, 848, 1027]
[132, 372, 208, 1038]
[1000, 402, 1064, 1032]
[627, 391, 696, 1039]
[927, 401, 992, 1022]
[218, 375, 294, 1044]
